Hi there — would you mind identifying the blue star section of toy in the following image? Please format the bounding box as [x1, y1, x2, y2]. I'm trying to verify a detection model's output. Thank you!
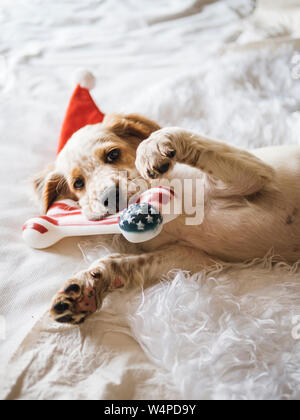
[119, 203, 163, 233]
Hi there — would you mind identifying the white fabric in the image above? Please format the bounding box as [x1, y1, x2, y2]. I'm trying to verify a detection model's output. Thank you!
[1, 0, 300, 400]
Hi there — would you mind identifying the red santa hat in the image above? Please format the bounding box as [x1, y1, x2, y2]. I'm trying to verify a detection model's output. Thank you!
[57, 69, 105, 154]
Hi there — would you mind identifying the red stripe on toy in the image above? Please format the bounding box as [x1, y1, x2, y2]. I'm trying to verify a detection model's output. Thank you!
[40, 215, 120, 227]
[47, 211, 83, 218]
[50, 203, 80, 212]
[40, 216, 59, 225]
[158, 186, 175, 196]
[141, 191, 170, 205]
[23, 223, 48, 234]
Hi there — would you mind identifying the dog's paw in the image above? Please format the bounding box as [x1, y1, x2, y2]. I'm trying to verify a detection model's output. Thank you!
[50, 255, 131, 325]
[50, 279, 98, 325]
[135, 129, 179, 180]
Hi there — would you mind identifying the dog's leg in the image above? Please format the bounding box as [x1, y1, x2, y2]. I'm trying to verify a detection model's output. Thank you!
[50, 245, 218, 325]
[135, 127, 276, 196]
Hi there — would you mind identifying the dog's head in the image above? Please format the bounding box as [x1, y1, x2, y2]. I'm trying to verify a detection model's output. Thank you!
[34, 114, 161, 219]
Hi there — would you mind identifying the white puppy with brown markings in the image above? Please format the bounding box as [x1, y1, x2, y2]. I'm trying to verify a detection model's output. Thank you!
[34, 113, 300, 325]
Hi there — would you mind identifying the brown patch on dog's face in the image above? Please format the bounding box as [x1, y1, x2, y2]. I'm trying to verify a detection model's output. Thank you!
[35, 114, 161, 219]
[33, 164, 77, 213]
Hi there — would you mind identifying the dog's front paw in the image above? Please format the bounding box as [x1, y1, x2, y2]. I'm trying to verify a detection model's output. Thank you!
[135, 128, 179, 180]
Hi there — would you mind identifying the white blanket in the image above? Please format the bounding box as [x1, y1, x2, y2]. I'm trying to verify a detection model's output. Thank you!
[1, 0, 300, 400]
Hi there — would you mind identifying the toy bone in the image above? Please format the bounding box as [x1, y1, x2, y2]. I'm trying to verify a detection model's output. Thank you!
[23, 187, 181, 249]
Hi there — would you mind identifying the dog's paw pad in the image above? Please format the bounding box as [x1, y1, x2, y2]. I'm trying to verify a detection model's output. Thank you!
[76, 286, 97, 313]
[53, 302, 70, 314]
[50, 282, 97, 325]
[64, 284, 81, 295]
[56, 315, 74, 324]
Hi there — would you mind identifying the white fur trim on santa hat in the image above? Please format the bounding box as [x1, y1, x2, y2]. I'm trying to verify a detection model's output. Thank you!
[73, 69, 96, 90]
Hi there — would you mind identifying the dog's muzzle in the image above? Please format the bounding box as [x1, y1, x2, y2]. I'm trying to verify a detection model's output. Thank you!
[99, 185, 127, 214]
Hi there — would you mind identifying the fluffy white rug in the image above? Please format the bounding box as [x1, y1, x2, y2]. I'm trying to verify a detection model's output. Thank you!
[125, 259, 300, 400]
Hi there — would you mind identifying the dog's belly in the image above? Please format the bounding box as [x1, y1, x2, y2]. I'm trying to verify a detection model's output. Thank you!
[177, 205, 300, 263]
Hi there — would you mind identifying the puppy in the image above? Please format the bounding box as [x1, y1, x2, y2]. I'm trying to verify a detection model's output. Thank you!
[34, 113, 300, 325]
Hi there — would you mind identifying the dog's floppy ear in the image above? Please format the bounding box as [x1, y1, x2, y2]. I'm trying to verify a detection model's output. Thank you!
[103, 113, 161, 142]
[33, 165, 74, 213]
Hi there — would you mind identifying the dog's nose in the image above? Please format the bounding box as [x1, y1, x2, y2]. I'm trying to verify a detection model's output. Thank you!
[99, 185, 123, 214]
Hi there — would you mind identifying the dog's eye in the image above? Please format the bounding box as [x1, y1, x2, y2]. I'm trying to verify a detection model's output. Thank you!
[73, 178, 85, 190]
[106, 148, 121, 164]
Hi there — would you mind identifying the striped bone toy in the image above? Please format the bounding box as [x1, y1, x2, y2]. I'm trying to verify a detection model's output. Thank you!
[23, 186, 181, 249]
